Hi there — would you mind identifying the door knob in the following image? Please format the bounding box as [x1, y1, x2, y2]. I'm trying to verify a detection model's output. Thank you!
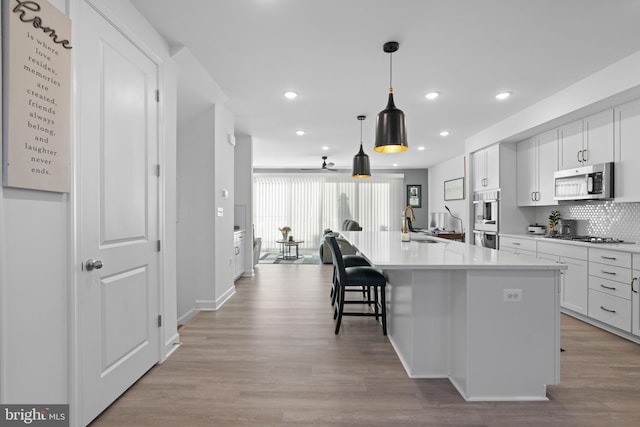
[85, 259, 103, 271]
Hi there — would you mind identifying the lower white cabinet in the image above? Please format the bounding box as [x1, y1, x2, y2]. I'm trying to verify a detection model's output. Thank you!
[234, 230, 246, 280]
[501, 234, 640, 341]
[500, 236, 536, 256]
[632, 254, 639, 337]
[537, 241, 588, 316]
[587, 248, 632, 332]
[588, 289, 632, 332]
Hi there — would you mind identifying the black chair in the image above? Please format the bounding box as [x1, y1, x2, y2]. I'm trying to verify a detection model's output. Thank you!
[325, 235, 387, 335]
[330, 253, 371, 306]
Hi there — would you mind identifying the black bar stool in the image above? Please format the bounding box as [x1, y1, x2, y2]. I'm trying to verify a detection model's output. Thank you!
[325, 235, 387, 335]
[330, 253, 371, 306]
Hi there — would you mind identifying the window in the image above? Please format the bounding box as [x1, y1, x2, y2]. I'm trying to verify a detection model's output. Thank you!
[254, 174, 404, 250]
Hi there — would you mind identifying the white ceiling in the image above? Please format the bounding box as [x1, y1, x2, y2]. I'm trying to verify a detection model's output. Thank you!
[131, 0, 640, 170]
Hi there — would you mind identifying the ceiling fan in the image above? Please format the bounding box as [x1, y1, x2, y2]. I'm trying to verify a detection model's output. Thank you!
[301, 156, 339, 172]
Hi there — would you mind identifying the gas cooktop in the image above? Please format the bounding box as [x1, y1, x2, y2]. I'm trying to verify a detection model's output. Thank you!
[546, 235, 628, 244]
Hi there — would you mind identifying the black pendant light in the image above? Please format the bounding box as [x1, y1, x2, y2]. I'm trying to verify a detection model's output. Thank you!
[374, 41, 408, 153]
[352, 115, 371, 178]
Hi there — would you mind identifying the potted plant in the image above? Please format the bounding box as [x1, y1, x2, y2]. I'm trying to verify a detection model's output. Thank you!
[278, 226, 292, 241]
[548, 211, 560, 235]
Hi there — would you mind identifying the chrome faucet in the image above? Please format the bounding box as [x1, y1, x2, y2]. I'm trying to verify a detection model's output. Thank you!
[402, 205, 415, 236]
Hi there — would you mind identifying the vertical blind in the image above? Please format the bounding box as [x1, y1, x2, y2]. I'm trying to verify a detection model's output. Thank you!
[254, 174, 404, 250]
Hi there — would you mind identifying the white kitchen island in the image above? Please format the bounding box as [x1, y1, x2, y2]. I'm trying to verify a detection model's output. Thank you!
[341, 231, 566, 401]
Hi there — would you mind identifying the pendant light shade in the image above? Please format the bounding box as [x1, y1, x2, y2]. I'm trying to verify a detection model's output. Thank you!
[374, 41, 408, 153]
[352, 115, 371, 178]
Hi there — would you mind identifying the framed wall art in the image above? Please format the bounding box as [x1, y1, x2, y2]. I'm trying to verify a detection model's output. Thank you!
[444, 177, 465, 201]
[407, 184, 422, 208]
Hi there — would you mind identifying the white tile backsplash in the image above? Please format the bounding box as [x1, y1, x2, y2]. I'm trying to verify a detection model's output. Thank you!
[535, 202, 640, 242]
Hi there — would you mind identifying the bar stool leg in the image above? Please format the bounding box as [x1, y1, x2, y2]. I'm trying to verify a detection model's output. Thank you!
[380, 285, 387, 335]
[335, 286, 345, 334]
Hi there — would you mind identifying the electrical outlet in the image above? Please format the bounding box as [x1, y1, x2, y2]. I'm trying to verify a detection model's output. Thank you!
[503, 289, 522, 302]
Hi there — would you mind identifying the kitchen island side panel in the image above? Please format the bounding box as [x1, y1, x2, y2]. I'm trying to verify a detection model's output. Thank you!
[385, 269, 415, 374]
[386, 269, 454, 378]
[464, 269, 560, 400]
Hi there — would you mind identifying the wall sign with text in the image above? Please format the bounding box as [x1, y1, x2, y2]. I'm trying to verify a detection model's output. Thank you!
[2, 0, 72, 192]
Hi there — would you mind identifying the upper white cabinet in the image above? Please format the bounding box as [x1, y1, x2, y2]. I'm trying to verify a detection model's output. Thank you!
[614, 98, 640, 202]
[473, 144, 500, 192]
[516, 129, 558, 206]
[558, 109, 614, 169]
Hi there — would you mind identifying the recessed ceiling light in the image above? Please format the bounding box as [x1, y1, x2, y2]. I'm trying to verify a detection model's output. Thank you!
[495, 91, 512, 100]
[417, 146, 426, 151]
[439, 130, 450, 137]
[392, 163, 399, 167]
[322, 146, 329, 151]
[425, 91, 440, 100]
[283, 91, 299, 99]
[295, 130, 305, 136]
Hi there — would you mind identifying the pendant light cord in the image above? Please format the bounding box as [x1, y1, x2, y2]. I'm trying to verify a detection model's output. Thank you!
[360, 118, 364, 147]
[389, 51, 393, 93]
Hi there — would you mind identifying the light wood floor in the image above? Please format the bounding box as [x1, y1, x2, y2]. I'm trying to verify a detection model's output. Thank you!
[91, 264, 640, 427]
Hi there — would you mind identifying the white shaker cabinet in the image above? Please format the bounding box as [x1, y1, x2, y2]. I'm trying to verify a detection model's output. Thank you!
[588, 248, 632, 333]
[538, 241, 588, 315]
[633, 254, 639, 337]
[614, 98, 640, 202]
[516, 129, 558, 206]
[500, 235, 536, 256]
[559, 109, 614, 169]
[472, 144, 500, 192]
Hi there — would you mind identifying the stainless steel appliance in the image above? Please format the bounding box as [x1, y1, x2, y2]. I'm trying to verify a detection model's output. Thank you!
[528, 224, 547, 235]
[473, 190, 499, 232]
[545, 235, 629, 244]
[473, 230, 498, 249]
[473, 190, 499, 249]
[553, 162, 614, 201]
[556, 219, 577, 236]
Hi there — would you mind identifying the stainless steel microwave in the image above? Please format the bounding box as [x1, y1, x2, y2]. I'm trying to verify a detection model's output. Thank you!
[553, 162, 614, 201]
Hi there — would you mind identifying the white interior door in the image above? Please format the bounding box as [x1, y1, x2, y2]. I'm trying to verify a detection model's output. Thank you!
[78, 2, 160, 423]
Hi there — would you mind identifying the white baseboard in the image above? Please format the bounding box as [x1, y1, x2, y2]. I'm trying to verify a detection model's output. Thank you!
[195, 285, 236, 311]
[177, 308, 199, 326]
[160, 332, 181, 363]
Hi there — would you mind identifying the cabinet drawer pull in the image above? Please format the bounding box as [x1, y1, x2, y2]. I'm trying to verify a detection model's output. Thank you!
[513, 242, 520, 246]
[632, 277, 638, 294]
[601, 270, 616, 275]
[600, 256, 616, 260]
[600, 306, 616, 314]
[600, 284, 616, 291]
[577, 150, 583, 162]
[582, 149, 588, 162]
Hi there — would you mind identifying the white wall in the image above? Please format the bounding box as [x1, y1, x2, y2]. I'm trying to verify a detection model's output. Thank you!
[428, 155, 467, 234]
[213, 105, 236, 305]
[234, 135, 254, 275]
[176, 108, 217, 323]
[174, 47, 236, 323]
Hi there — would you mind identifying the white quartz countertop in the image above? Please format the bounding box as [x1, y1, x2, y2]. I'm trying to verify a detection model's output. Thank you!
[341, 231, 566, 270]
[501, 233, 640, 254]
